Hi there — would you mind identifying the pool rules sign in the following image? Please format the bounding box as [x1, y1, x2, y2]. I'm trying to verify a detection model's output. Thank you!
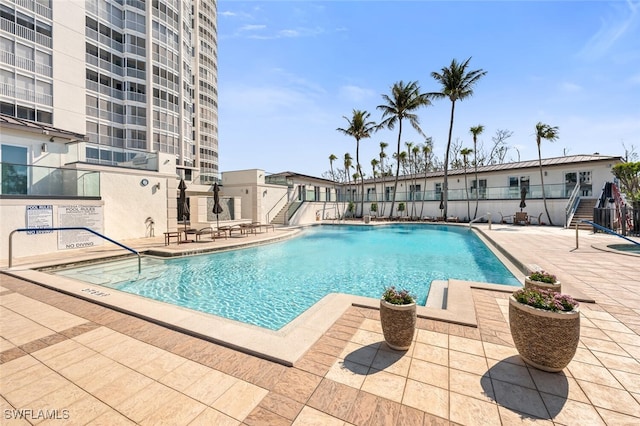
[58, 205, 104, 250]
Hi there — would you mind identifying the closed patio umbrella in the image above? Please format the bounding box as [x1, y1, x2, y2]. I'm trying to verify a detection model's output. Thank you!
[212, 182, 223, 229]
[178, 178, 189, 233]
[519, 186, 527, 212]
[439, 191, 444, 215]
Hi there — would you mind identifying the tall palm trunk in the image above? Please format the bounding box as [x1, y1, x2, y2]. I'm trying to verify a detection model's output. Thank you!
[380, 157, 385, 216]
[420, 167, 428, 218]
[473, 142, 479, 219]
[443, 100, 456, 219]
[389, 120, 403, 217]
[356, 138, 364, 217]
[538, 143, 554, 225]
[330, 162, 340, 218]
[464, 163, 470, 220]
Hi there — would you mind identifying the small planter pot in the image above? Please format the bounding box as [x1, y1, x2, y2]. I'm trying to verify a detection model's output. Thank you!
[525, 276, 561, 293]
[380, 299, 416, 350]
[509, 296, 580, 372]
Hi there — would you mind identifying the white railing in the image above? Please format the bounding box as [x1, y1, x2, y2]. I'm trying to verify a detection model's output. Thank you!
[469, 213, 492, 230]
[564, 182, 581, 228]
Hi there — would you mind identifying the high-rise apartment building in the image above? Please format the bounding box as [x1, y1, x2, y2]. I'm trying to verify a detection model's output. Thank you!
[0, 0, 218, 183]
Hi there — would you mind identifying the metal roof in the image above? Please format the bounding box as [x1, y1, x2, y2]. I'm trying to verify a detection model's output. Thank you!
[0, 113, 87, 141]
[365, 154, 623, 183]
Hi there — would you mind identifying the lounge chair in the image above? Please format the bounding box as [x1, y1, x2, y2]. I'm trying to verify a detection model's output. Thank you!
[239, 223, 259, 235]
[499, 212, 512, 224]
[513, 212, 530, 225]
[529, 213, 544, 225]
[218, 225, 243, 237]
[252, 222, 275, 232]
[193, 227, 227, 241]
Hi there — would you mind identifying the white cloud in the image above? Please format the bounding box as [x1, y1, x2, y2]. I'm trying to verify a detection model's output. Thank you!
[579, 1, 639, 59]
[240, 24, 267, 32]
[559, 82, 583, 93]
[278, 29, 300, 38]
[339, 85, 376, 103]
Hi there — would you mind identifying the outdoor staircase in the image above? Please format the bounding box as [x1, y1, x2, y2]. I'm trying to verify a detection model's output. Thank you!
[570, 199, 597, 230]
[271, 202, 292, 225]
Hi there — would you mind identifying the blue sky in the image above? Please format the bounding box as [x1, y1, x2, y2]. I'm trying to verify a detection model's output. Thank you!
[217, 0, 640, 177]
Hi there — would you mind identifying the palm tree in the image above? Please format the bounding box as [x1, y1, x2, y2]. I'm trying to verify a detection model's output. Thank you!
[343, 153, 353, 216]
[329, 154, 340, 218]
[535, 122, 559, 225]
[379, 142, 388, 215]
[337, 110, 378, 217]
[420, 141, 432, 218]
[412, 144, 420, 218]
[461, 147, 473, 221]
[371, 158, 380, 213]
[469, 124, 484, 219]
[377, 81, 431, 217]
[405, 142, 414, 217]
[430, 58, 487, 218]
[396, 150, 409, 212]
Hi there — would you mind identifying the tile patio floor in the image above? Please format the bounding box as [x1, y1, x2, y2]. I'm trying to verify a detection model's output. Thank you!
[1, 224, 639, 425]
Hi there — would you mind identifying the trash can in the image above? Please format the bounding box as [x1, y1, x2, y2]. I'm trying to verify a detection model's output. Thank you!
[364, 215, 371, 224]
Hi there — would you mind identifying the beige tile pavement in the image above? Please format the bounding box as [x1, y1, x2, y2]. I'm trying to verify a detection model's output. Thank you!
[0, 224, 639, 424]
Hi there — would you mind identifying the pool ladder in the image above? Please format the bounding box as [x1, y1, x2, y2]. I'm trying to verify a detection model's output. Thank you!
[8, 227, 141, 274]
[469, 213, 492, 229]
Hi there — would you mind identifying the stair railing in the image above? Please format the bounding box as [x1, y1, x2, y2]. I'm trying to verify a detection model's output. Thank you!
[564, 182, 581, 228]
[9, 227, 141, 273]
[266, 191, 290, 224]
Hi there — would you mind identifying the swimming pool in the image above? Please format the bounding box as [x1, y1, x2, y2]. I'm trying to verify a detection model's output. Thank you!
[54, 224, 520, 330]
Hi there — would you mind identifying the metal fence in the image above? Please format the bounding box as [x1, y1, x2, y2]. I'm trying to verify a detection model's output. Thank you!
[593, 204, 639, 236]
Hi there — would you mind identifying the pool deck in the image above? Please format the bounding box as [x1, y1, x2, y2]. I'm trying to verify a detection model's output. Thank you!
[1, 223, 639, 424]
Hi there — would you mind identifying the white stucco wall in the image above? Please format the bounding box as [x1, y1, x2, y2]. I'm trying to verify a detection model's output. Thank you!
[52, 0, 87, 134]
[0, 169, 175, 263]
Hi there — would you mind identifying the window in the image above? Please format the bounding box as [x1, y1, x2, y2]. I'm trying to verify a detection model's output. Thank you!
[0, 36, 12, 54]
[16, 12, 34, 31]
[470, 179, 487, 199]
[14, 43, 33, 61]
[86, 147, 99, 160]
[579, 171, 592, 196]
[1, 144, 28, 195]
[36, 110, 52, 123]
[409, 184, 421, 201]
[1, 101, 15, 116]
[17, 105, 35, 120]
[35, 21, 51, 38]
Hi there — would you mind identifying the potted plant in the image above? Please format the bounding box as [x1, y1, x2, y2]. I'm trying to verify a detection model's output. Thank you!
[397, 202, 405, 218]
[509, 288, 580, 372]
[525, 270, 561, 292]
[380, 286, 416, 350]
[347, 201, 355, 218]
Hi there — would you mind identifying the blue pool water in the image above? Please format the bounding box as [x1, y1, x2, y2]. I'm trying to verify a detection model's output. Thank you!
[55, 224, 520, 330]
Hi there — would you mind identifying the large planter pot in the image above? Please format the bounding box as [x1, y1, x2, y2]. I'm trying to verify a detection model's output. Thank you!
[525, 276, 561, 293]
[380, 299, 416, 350]
[509, 296, 580, 372]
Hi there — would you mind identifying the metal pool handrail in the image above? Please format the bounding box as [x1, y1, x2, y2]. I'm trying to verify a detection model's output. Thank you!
[8, 227, 141, 273]
[469, 213, 492, 230]
[575, 220, 640, 249]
